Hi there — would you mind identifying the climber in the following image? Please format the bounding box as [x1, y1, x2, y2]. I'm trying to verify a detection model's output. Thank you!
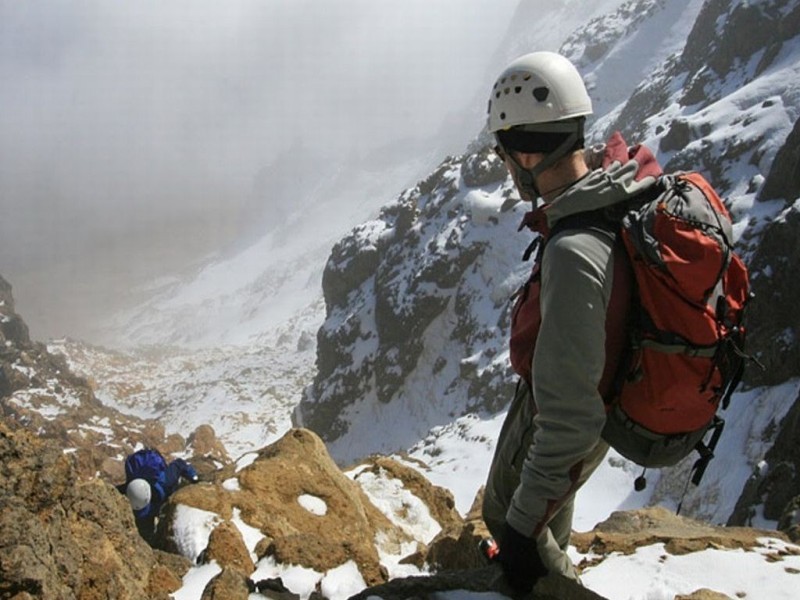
[117, 448, 199, 544]
[480, 51, 663, 593]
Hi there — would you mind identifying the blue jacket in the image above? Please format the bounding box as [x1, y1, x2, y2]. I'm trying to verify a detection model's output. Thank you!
[128, 458, 197, 519]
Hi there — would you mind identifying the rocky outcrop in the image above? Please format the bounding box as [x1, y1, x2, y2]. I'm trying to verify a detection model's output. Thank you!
[1, 415, 475, 598]
[561, 0, 662, 69]
[716, 114, 800, 536]
[0, 420, 190, 599]
[297, 148, 525, 460]
[744, 203, 800, 387]
[572, 506, 786, 558]
[201, 567, 252, 600]
[159, 428, 427, 586]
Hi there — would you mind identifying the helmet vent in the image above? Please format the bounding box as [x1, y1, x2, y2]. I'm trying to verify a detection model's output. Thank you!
[515, 86, 522, 93]
[533, 87, 550, 102]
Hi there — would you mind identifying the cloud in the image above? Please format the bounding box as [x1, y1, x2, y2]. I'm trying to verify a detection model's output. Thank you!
[0, 0, 518, 339]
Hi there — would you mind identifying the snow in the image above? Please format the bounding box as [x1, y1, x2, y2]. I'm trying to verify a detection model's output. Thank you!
[232, 508, 264, 558]
[171, 504, 222, 564]
[318, 561, 367, 599]
[222, 477, 240, 491]
[404, 412, 507, 515]
[250, 558, 321, 597]
[352, 467, 442, 543]
[298, 494, 328, 517]
[172, 562, 222, 600]
[246, 557, 367, 600]
[577, 539, 800, 600]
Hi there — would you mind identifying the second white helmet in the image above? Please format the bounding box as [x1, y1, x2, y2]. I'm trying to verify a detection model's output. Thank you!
[487, 51, 592, 133]
[126, 478, 152, 511]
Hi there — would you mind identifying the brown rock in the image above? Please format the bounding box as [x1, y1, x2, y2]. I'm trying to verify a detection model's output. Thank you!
[201, 566, 252, 600]
[425, 485, 492, 571]
[236, 429, 404, 585]
[140, 421, 168, 446]
[101, 456, 125, 482]
[163, 432, 188, 455]
[426, 522, 486, 572]
[674, 589, 735, 600]
[148, 563, 184, 597]
[572, 506, 787, 558]
[154, 548, 193, 578]
[0, 422, 187, 599]
[189, 424, 231, 463]
[204, 520, 256, 575]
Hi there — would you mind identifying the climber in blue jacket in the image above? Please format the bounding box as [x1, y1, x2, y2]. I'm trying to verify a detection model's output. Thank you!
[117, 448, 199, 544]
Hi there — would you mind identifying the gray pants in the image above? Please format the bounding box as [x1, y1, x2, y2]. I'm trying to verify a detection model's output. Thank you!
[482, 380, 608, 579]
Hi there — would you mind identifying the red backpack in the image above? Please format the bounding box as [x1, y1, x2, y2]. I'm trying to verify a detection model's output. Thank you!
[510, 169, 754, 486]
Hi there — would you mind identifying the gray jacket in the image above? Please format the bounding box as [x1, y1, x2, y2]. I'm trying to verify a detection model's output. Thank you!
[507, 143, 661, 536]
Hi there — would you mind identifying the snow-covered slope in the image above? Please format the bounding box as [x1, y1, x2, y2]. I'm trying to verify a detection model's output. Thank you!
[98, 149, 440, 349]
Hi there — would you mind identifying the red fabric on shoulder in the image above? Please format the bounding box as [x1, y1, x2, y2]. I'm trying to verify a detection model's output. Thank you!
[602, 131, 663, 181]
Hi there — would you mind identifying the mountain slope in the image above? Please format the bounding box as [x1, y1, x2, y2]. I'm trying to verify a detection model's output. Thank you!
[296, 0, 800, 528]
[48, 0, 800, 552]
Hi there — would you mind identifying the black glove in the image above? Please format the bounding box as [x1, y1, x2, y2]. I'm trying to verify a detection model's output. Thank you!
[499, 522, 548, 593]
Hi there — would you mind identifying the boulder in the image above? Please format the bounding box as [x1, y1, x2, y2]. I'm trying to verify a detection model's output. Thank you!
[203, 520, 256, 575]
[200, 566, 251, 600]
[160, 428, 412, 586]
[0, 421, 186, 598]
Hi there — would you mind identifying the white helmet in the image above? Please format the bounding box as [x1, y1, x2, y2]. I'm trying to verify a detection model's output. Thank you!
[487, 51, 592, 133]
[126, 479, 152, 511]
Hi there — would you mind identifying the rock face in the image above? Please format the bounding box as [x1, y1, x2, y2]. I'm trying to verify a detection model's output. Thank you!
[728, 387, 800, 540]
[570, 506, 800, 599]
[572, 506, 785, 558]
[723, 113, 800, 532]
[296, 147, 525, 462]
[759, 116, 800, 203]
[599, 0, 800, 187]
[0, 420, 190, 599]
[744, 116, 800, 388]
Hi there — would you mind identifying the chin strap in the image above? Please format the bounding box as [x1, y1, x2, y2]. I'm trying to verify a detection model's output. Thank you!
[497, 119, 584, 200]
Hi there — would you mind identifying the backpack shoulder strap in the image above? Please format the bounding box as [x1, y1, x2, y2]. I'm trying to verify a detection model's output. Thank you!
[548, 206, 620, 245]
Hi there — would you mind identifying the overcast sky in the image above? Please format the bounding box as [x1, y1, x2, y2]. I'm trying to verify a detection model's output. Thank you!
[0, 0, 519, 339]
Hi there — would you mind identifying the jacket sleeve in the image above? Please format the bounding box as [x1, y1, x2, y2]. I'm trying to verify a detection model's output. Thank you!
[506, 229, 613, 537]
[173, 458, 198, 481]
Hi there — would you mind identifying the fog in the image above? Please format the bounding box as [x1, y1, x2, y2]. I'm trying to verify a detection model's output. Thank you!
[0, 0, 519, 341]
